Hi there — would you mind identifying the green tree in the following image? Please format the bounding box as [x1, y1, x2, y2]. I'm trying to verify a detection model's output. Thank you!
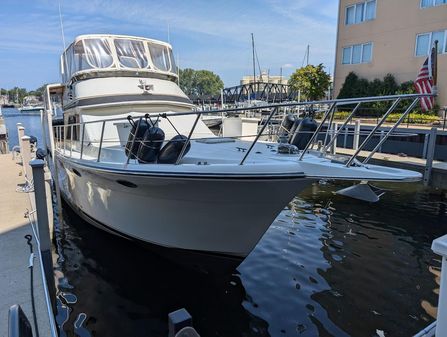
[179, 68, 224, 97]
[382, 74, 399, 95]
[288, 64, 331, 101]
[337, 72, 359, 98]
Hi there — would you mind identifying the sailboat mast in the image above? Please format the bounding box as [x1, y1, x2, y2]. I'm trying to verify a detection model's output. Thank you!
[307, 44, 310, 66]
[251, 33, 256, 84]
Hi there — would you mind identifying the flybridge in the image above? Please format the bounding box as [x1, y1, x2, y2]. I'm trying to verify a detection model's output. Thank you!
[60, 34, 178, 83]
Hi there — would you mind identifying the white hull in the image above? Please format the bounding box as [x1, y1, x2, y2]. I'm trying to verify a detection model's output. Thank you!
[56, 156, 312, 257]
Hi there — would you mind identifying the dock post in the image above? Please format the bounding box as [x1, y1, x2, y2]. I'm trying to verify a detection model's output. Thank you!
[17, 124, 24, 156]
[343, 125, 348, 148]
[353, 120, 360, 150]
[422, 133, 429, 159]
[331, 123, 338, 155]
[21, 136, 32, 183]
[40, 109, 47, 154]
[432, 234, 447, 337]
[379, 130, 384, 153]
[168, 308, 193, 337]
[30, 159, 57, 312]
[423, 127, 437, 186]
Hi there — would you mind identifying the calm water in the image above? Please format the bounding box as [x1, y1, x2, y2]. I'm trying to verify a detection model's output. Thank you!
[1, 107, 43, 149]
[55, 183, 445, 337]
[3, 112, 445, 336]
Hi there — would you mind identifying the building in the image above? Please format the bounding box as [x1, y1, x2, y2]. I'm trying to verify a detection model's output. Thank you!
[240, 70, 288, 85]
[334, 0, 447, 110]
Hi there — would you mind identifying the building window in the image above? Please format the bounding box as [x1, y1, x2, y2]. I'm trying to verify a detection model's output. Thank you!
[421, 0, 447, 8]
[342, 43, 373, 64]
[415, 30, 447, 56]
[345, 0, 376, 25]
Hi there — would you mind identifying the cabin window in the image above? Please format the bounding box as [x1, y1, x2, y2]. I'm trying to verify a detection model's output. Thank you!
[66, 115, 80, 141]
[148, 43, 170, 71]
[70, 38, 114, 75]
[168, 49, 178, 74]
[83, 38, 114, 68]
[115, 39, 149, 69]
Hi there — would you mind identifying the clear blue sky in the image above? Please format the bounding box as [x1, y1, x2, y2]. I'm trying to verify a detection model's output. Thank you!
[0, 0, 338, 90]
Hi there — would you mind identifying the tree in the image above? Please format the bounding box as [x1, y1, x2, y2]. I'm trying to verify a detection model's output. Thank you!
[337, 72, 359, 98]
[179, 68, 224, 97]
[288, 64, 331, 101]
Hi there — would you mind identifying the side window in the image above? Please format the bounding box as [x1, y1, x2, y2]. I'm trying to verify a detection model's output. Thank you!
[148, 44, 170, 71]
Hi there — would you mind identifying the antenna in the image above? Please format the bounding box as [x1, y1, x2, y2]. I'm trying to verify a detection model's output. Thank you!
[167, 22, 170, 44]
[176, 53, 180, 85]
[307, 45, 310, 66]
[58, 1, 68, 77]
[301, 44, 310, 67]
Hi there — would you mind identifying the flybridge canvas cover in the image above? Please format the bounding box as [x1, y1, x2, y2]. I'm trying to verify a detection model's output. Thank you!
[62, 36, 178, 83]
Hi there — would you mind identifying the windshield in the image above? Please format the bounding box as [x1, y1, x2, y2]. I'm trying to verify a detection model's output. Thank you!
[148, 43, 171, 71]
[115, 39, 149, 69]
[65, 38, 114, 78]
[62, 37, 177, 82]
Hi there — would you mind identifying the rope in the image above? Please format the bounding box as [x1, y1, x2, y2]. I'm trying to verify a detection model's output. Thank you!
[16, 177, 34, 193]
[24, 234, 40, 337]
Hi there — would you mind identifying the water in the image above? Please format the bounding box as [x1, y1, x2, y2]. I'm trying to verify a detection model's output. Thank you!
[1, 107, 43, 149]
[3, 113, 444, 336]
[54, 182, 445, 337]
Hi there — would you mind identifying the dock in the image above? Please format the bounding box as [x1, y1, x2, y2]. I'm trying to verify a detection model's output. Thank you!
[0, 153, 54, 337]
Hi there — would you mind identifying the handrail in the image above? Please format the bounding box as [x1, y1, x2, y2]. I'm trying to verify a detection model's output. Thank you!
[345, 98, 401, 167]
[175, 112, 202, 165]
[299, 102, 337, 160]
[363, 97, 420, 164]
[97, 121, 106, 162]
[126, 117, 142, 165]
[322, 102, 361, 153]
[52, 93, 436, 168]
[240, 106, 278, 165]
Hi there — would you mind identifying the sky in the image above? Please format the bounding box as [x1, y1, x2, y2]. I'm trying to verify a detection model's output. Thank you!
[0, 0, 338, 90]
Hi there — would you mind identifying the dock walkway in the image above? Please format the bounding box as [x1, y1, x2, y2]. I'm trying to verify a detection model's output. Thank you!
[0, 153, 51, 337]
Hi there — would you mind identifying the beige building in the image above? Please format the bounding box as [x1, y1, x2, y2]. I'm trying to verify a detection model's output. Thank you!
[334, 0, 447, 109]
[241, 70, 288, 85]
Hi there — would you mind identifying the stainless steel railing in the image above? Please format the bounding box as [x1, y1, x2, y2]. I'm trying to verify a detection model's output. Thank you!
[52, 93, 435, 166]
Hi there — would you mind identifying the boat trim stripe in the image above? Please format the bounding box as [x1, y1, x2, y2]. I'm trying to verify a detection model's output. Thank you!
[64, 94, 192, 109]
[59, 155, 307, 180]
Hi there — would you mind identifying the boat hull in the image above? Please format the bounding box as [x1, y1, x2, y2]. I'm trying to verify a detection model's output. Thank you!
[56, 157, 312, 258]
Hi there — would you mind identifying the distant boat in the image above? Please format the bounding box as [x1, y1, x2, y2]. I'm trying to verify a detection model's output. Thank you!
[19, 105, 44, 113]
[1, 104, 15, 108]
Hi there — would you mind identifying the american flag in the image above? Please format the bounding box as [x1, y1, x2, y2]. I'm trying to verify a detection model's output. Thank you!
[414, 45, 436, 112]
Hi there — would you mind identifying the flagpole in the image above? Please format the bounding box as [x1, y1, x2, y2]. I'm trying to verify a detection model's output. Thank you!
[434, 40, 438, 88]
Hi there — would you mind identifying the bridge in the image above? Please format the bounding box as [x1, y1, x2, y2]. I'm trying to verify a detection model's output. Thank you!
[191, 82, 298, 105]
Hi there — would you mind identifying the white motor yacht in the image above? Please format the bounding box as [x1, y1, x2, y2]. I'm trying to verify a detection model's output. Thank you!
[42, 34, 426, 261]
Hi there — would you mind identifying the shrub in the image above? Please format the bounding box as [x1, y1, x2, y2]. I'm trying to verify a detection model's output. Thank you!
[337, 72, 438, 116]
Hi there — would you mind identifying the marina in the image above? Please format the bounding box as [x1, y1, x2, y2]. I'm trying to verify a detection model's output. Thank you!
[1, 1, 447, 336]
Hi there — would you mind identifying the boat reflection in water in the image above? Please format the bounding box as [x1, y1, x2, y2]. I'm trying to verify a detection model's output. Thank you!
[56, 200, 270, 337]
[55, 181, 443, 337]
